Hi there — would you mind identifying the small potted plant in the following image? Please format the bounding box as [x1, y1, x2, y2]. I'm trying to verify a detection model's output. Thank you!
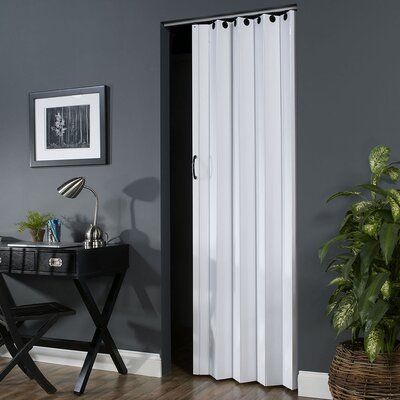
[320, 145, 400, 399]
[16, 211, 54, 242]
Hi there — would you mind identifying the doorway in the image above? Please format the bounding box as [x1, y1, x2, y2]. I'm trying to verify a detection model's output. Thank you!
[169, 25, 193, 371]
[163, 7, 296, 386]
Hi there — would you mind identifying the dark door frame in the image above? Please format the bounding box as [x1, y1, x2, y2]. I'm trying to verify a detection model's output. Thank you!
[160, 23, 172, 375]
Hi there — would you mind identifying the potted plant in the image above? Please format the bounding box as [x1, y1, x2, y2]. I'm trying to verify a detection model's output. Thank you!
[320, 145, 400, 399]
[16, 211, 54, 242]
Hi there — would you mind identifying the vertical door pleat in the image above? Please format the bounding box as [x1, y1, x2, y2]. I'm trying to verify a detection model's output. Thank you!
[209, 20, 233, 380]
[192, 12, 295, 387]
[280, 10, 297, 390]
[192, 24, 211, 375]
[192, 24, 201, 375]
[254, 16, 266, 386]
[232, 17, 257, 383]
[258, 14, 284, 387]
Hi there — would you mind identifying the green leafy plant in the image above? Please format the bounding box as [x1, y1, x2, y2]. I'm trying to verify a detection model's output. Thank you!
[320, 145, 400, 362]
[16, 211, 54, 240]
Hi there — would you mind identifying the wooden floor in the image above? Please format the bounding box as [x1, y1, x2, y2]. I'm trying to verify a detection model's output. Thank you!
[0, 358, 318, 400]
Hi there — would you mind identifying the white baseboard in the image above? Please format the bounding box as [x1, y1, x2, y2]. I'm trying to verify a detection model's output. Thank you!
[298, 371, 332, 399]
[0, 346, 162, 378]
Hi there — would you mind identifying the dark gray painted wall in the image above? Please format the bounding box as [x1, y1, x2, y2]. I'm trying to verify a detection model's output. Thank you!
[296, 0, 400, 371]
[1, 0, 400, 373]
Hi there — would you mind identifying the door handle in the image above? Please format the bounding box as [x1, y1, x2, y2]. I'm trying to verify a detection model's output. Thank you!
[192, 155, 198, 180]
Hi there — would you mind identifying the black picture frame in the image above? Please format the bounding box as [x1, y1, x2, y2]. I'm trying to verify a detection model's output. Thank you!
[29, 85, 107, 167]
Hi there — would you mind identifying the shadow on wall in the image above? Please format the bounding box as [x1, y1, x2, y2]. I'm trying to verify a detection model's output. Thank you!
[62, 214, 93, 242]
[120, 177, 162, 349]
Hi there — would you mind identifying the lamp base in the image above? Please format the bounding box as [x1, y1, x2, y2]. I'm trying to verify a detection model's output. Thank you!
[84, 224, 106, 248]
[84, 239, 105, 249]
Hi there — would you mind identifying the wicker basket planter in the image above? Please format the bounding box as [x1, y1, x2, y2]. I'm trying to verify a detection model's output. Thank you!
[329, 341, 400, 400]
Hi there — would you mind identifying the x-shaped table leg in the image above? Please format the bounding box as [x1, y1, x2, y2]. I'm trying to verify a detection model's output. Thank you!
[73, 272, 127, 395]
[0, 275, 56, 393]
[0, 321, 33, 379]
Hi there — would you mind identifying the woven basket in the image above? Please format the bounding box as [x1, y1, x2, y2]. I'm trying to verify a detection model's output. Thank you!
[329, 341, 400, 399]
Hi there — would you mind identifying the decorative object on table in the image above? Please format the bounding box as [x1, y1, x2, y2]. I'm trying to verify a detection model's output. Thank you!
[47, 218, 61, 243]
[320, 145, 400, 399]
[16, 211, 54, 242]
[57, 177, 105, 248]
[29, 85, 107, 167]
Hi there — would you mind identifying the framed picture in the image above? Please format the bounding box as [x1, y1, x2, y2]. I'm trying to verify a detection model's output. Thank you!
[29, 85, 107, 167]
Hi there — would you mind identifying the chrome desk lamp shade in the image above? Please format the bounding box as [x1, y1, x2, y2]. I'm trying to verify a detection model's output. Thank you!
[57, 177, 105, 248]
[57, 177, 85, 199]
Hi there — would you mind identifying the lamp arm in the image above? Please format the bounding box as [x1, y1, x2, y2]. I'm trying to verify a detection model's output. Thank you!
[83, 185, 99, 226]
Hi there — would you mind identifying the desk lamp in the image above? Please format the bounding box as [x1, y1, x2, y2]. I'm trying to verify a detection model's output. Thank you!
[57, 177, 105, 248]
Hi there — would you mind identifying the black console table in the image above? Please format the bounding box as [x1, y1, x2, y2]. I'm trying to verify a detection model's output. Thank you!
[0, 243, 129, 395]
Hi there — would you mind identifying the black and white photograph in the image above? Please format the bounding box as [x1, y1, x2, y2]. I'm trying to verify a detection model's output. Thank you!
[46, 105, 90, 149]
[29, 85, 107, 167]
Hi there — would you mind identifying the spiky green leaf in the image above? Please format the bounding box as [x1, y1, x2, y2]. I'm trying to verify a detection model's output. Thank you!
[326, 302, 337, 316]
[381, 280, 391, 300]
[351, 201, 373, 215]
[339, 213, 354, 234]
[363, 224, 378, 238]
[326, 191, 361, 203]
[326, 262, 344, 273]
[319, 234, 348, 262]
[328, 287, 342, 303]
[388, 189, 400, 222]
[365, 326, 385, 362]
[363, 215, 382, 239]
[362, 272, 389, 304]
[379, 223, 400, 265]
[358, 184, 388, 197]
[360, 241, 379, 277]
[385, 166, 400, 182]
[327, 288, 344, 316]
[342, 255, 357, 279]
[328, 277, 350, 287]
[369, 145, 390, 175]
[358, 272, 389, 323]
[333, 296, 355, 334]
[371, 209, 393, 223]
[364, 299, 389, 337]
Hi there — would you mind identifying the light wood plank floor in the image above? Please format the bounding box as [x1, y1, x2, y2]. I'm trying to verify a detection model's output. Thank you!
[0, 358, 318, 399]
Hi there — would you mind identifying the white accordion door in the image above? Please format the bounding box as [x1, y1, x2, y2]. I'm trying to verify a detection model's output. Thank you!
[192, 10, 296, 388]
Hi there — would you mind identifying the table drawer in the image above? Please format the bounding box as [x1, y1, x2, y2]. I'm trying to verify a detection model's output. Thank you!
[0, 250, 10, 271]
[37, 252, 76, 274]
[9, 250, 76, 274]
[11, 250, 36, 272]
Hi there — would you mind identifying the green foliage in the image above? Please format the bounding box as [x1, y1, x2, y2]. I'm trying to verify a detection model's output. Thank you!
[369, 145, 390, 175]
[365, 327, 385, 361]
[16, 211, 54, 233]
[321, 145, 400, 362]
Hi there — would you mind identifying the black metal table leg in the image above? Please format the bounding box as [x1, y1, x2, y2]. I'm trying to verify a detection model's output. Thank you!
[73, 272, 127, 395]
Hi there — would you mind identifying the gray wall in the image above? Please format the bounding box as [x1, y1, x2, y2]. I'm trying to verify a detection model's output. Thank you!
[1, 0, 400, 373]
[297, 0, 400, 371]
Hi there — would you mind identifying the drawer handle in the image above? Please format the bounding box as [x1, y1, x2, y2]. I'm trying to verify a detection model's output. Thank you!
[0, 257, 2, 264]
[49, 258, 63, 268]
